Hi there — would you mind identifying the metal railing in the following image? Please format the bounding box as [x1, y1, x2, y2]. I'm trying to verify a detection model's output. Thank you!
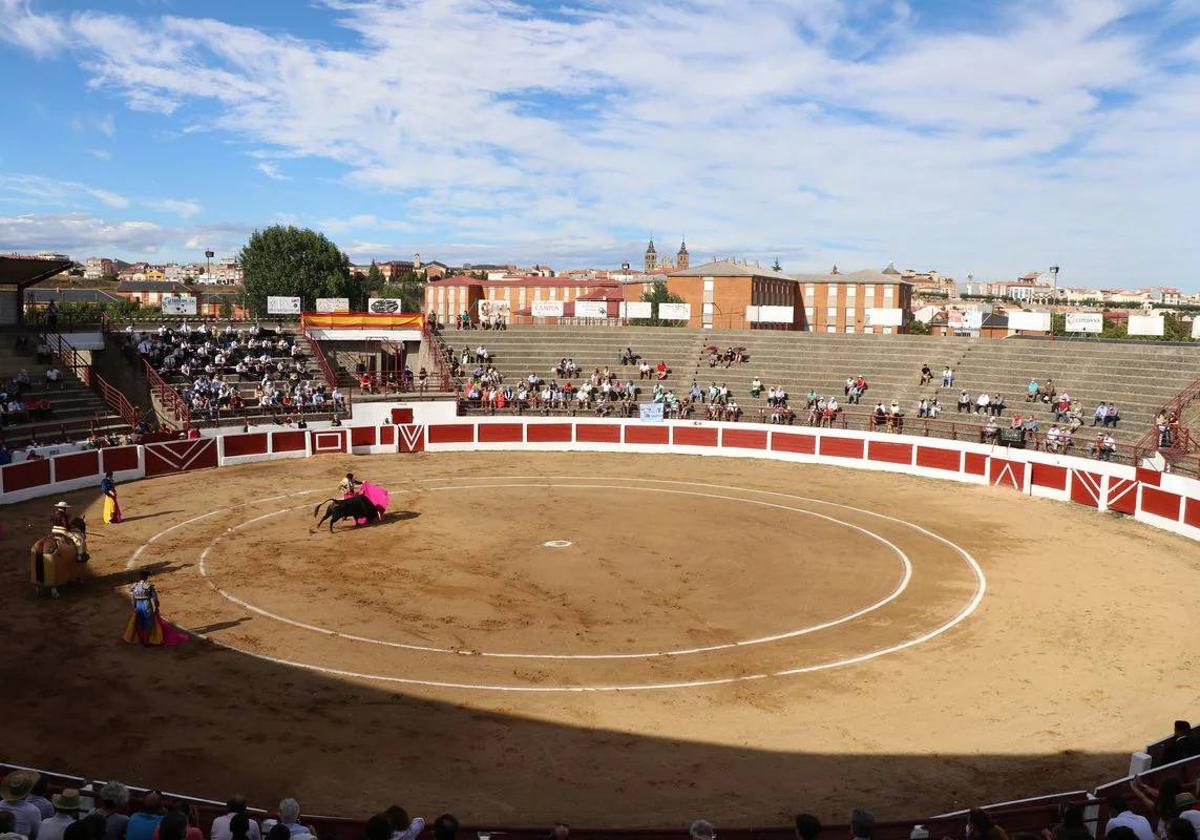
[1131, 373, 1200, 467]
[142, 357, 192, 428]
[39, 330, 140, 429]
[298, 324, 340, 391]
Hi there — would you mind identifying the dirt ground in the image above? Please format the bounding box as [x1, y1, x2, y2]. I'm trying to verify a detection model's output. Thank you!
[3, 451, 1200, 827]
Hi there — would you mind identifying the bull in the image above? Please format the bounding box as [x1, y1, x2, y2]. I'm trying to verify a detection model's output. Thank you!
[312, 495, 381, 532]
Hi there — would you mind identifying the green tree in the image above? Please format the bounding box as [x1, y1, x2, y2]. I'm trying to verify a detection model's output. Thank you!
[907, 319, 932, 335]
[632, 280, 686, 327]
[772, 258, 782, 272]
[373, 269, 425, 312]
[366, 261, 384, 290]
[240, 225, 352, 315]
[218, 298, 234, 319]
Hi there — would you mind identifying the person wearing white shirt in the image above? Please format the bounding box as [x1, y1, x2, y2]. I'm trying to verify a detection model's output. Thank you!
[210, 798, 261, 840]
[37, 790, 83, 840]
[1103, 795, 1154, 840]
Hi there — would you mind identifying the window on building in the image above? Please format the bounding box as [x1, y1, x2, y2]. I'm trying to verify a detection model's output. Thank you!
[826, 325, 837, 333]
[883, 285, 894, 298]
[804, 307, 814, 320]
[805, 285, 815, 298]
[864, 285, 874, 296]
[846, 285, 856, 297]
[826, 307, 837, 319]
[845, 306, 856, 316]
[845, 325, 855, 333]
[882, 326, 894, 335]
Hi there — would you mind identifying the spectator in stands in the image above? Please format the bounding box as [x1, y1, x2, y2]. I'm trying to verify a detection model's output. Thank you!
[212, 798, 259, 840]
[38, 790, 82, 840]
[157, 809, 190, 840]
[1093, 404, 1107, 426]
[976, 392, 991, 415]
[689, 821, 715, 840]
[26, 779, 52, 821]
[126, 793, 164, 840]
[1103, 403, 1120, 428]
[546, 824, 569, 840]
[1164, 721, 1199, 764]
[1026, 378, 1039, 402]
[44, 367, 62, 390]
[958, 390, 972, 413]
[385, 807, 423, 840]
[966, 808, 1007, 840]
[850, 809, 874, 840]
[0, 811, 19, 840]
[795, 814, 821, 840]
[95, 782, 130, 840]
[983, 417, 1000, 442]
[943, 366, 954, 387]
[920, 364, 932, 385]
[1175, 794, 1200, 834]
[1130, 774, 1182, 837]
[991, 393, 1006, 417]
[432, 814, 458, 840]
[277, 800, 310, 837]
[1168, 819, 1197, 840]
[0, 771, 43, 839]
[1104, 794, 1154, 840]
[1045, 804, 1089, 840]
[656, 360, 669, 380]
[751, 377, 763, 398]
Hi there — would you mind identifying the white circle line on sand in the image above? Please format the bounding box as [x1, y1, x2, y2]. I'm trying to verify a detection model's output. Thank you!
[126, 475, 986, 692]
[193, 483, 914, 660]
[542, 540, 573, 548]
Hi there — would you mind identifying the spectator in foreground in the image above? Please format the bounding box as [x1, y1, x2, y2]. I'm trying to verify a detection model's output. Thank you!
[851, 809, 874, 840]
[1168, 819, 1197, 840]
[689, 821, 715, 840]
[1104, 795, 1153, 840]
[364, 816, 391, 840]
[385, 807, 423, 840]
[28, 778, 54, 821]
[1175, 793, 1200, 834]
[795, 814, 821, 840]
[39, 790, 84, 840]
[126, 794, 164, 840]
[1045, 804, 1089, 840]
[432, 815, 458, 840]
[0, 770, 44, 839]
[1165, 721, 1199, 764]
[966, 809, 1008, 840]
[95, 781, 131, 840]
[212, 798, 260, 840]
[276, 800, 310, 838]
[547, 824, 569, 840]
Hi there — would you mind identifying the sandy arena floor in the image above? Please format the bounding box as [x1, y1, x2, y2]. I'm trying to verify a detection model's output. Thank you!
[3, 451, 1200, 827]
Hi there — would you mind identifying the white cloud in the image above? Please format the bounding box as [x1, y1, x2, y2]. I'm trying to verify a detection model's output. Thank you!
[97, 113, 116, 138]
[86, 148, 112, 161]
[0, 173, 129, 209]
[5, 1, 1200, 282]
[0, 212, 167, 253]
[145, 197, 203, 218]
[0, 0, 66, 58]
[256, 161, 291, 181]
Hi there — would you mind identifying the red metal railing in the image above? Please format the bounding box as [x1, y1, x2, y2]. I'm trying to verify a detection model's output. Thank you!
[422, 320, 454, 390]
[299, 323, 340, 391]
[142, 357, 192, 428]
[1131, 374, 1200, 465]
[40, 331, 140, 429]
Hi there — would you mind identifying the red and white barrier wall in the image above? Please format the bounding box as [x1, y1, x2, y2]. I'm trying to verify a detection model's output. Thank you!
[5, 416, 1200, 543]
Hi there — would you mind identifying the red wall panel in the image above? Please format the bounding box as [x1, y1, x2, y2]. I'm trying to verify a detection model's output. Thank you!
[379, 425, 395, 445]
[722, 428, 767, 450]
[575, 423, 621, 443]
[2, 458, 52, 493]
[1031, 463, 1067, 490]
[350, 427, 377, 447]
[1069, 470, 1102, 508]
[1107, 478, 1138, 514]
[428, 423, 474, 444]
[771, 432, 816, 454]
[222, 433, 269, 457]
[478, 423, 524, 443]
[526, 423, 572, 443]
[989, 458, 1022, 490]
[672, 426, 718, 447]
[868, 441, 912, 465]
[144, 439, 218, 477]
[819, 436, 864, 459]
[1141, 486, 1181, 521]
[1184, 498, 1200, 529]
[964, 452, 987, 475]
[272, 431, 308, 452]
[102, 446, 139, 474]
[624, 424, 669, 445]
[390, 408, 414, 424]
[53, 451, 100, 482]
[916, 446, 960, 472]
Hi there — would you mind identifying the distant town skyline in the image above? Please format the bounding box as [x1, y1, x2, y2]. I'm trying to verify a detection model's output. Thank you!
[2, 0, 1199, 287]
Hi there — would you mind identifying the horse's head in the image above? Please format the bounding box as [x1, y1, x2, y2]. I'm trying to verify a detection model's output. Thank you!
[70, 516, 87, 535]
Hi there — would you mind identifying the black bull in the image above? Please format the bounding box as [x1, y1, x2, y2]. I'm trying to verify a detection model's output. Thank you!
[313, 496, 381, 532]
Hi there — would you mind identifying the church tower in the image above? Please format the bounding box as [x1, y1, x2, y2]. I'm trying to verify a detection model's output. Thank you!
[644, 238, 658, 272]
[676, 237, 689, 271]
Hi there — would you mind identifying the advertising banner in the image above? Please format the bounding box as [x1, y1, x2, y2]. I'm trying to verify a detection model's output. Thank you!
[745, 305, 795, 324]
[963, 310, 984, 330]
[865, 307, 903, 327]
[1008, 310, 1051, 332]
[367, 298, 404, 315]
[315, 298, 350, 313]
[657, 302, 691, 320]
[267, 296, 302, 315]
[639, 402, 664, 422]
[531, 300, 564, 318]
[477, 299, 511, 321]
[162, 296, 197, 316]
[1128, 314, 1165, 337]
[1065, 312, 1103, 333]
[622, 301, 652, 319]
[574, 300, 608, 319]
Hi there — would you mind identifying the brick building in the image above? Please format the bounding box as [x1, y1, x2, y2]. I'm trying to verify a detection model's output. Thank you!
[790, 268, 914, 334]
[666, 260, 802, 330]
[424, 275, 629, 325]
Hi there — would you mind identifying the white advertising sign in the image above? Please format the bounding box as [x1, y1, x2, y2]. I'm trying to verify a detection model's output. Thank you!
[1128, 314, 1165, 336]
[315, 297, 350, 313]
[639, 402, 664, 422]
[574, 300, 608, 319]
[963, 311, 984, 330]
[1008, 310, 1052, 332]
[621, 301, 652, 319]
[531, 300, 564, 318]
[477, 299, 511, 320]
[745, 305, 795, 324]
[162, 295, 197, 316]
[657, 302, 692, 320]
[367, 297, 404, 314]
[267, 295, 302, 315]
[947, 310, 965, 330]
[1065, 312, 1103, 333]
[1191, 318, 1200, 340]
[865, 307, 903, 327]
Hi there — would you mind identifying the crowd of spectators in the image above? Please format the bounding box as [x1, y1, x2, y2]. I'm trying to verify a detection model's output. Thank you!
[125, 324, 343, 422]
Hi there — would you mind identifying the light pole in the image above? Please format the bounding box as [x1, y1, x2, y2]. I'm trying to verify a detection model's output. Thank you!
[205, 249, 214, 281]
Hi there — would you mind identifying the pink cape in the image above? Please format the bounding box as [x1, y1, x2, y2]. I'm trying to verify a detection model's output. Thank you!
[361, 482, 391, 512]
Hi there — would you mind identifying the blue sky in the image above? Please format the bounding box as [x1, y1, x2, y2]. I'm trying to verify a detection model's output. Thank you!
[1, 0, 1199, 286]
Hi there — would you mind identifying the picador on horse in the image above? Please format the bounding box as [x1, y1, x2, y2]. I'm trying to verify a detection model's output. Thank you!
[30, 500, 90, 597]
